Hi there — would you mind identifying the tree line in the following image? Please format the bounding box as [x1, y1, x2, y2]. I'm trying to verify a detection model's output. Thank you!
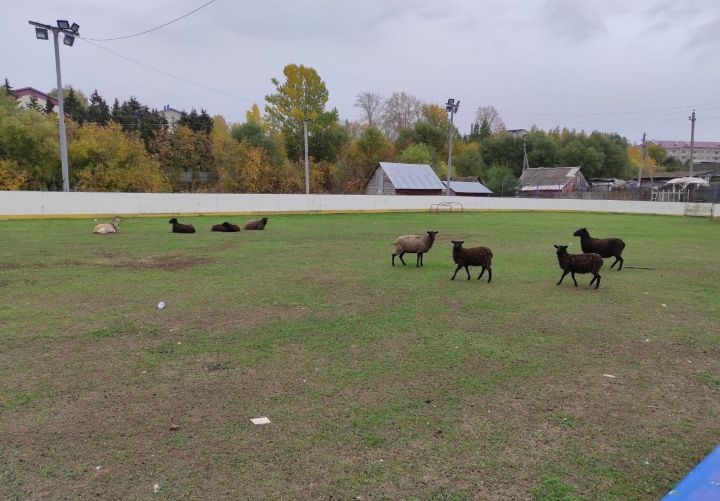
[1, 69, 675, 194]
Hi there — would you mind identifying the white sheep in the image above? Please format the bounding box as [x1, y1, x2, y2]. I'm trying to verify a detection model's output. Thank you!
[93, 217, 123, 235]
[392, 231, 439, 267]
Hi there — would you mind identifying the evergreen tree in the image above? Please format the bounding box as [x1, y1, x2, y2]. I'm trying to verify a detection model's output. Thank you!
[27, 96, 43, 112]
[44, 98, 55, 115]
[3, 78, 14, 99]
[111, 98, 120, 121]
[87, 90, 111, 125]
[63, 88, 85, 123]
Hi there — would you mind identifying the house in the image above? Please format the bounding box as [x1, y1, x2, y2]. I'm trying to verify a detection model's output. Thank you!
[506, 128, 529, 137]
[518, 167, 589, 196]
[364, 162, 445, 195]
[160, 104, 183, 128]
[588, 178, 627, 192]
[654, 140, 720, 164]
[442, 180, 493, 197]
[637, 169, 714, 189]
[12, 87, 58, 112]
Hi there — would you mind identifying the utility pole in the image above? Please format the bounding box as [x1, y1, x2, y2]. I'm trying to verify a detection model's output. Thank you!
[522, 137, 530, 172]
[688, 109, 696, 177]
[637, 132, 646, 187]
[445, 98, 460, 196]
[30, 20, 79, 192]
[303, 119, 310, 195]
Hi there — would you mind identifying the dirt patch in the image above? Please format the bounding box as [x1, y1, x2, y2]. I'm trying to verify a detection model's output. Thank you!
[112, 256, 213, 271]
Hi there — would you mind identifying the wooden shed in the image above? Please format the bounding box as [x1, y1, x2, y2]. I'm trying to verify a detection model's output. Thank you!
[364, 162, 445, 195]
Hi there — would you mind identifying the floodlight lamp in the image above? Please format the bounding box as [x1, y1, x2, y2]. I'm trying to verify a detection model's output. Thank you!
[57, 20, 70, 30]
[35, 27, 49, 40]
[63, 34, 75, 46]
[70, 23, 80, 33]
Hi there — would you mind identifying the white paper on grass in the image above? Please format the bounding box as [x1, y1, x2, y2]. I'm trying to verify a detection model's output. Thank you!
[250, 417, 271, 425]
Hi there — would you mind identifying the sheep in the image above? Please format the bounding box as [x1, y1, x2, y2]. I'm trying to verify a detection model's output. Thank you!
[169, 218, 196, 234]
[554, 244, 603, 289]
[211, 222, 240, 232]
[244, 217, 268, 230]
[450, 240, 493, 282]
[392, 231, 438, 267]
[93, 217, 123, 235]
[573, 228, 625, 270]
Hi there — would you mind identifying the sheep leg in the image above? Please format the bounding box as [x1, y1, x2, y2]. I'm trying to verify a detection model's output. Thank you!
[594, 273, 601, 289]
[617, 256, 623, 270]
[392, 253, 396, 267]
[610, 257, 618, 269]
[464, 265, 471, 280]
[487, 267, 492, 283]
[451, 265, 463, 280]
[399, 253, 407, 266]
[557, 271, 569, 285]
[477, 267, 485, 280]
[420, 253, 425, 267]
[589, 275, 597, 286]
[571, 272, 578, 287]
[416, 253, 422, 267]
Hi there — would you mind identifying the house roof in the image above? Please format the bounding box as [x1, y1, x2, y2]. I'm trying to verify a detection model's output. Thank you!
[649, 170, 713, 179]
[443, 181, 493, 194]
[654, 140, 720, 149]
[519, 167, 582, 191]
[378, 162, 445, 190]
[12, 87, 58, 105]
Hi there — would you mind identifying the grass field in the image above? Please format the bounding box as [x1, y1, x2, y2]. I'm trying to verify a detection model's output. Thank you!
[1, 211, 719, 499]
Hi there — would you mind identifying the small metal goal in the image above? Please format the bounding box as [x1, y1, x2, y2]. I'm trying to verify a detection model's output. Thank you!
[429, 201, 464, 213]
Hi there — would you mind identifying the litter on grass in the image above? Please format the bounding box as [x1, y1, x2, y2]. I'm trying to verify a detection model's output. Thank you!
[157, 301, 166, 310]
[603, 374, 617, 378]
[250, 417, 271, 425]
[153, 483, 161, 493]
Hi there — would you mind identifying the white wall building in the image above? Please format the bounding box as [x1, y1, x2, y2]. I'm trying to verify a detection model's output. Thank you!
[11, 87, 58, 112]
[655, 140, 720, 164]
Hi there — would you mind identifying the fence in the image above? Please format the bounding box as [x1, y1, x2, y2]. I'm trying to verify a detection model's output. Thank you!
[1, 190, 715, 218]
[525, 184, 720, 204]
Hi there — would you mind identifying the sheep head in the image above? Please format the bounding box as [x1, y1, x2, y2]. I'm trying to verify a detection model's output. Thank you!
[573, 228, 589, 238]
[451, 240, 464, 251]
[169, 218, 178, 224]
[426, 230, 439, 241]
[554, 244, 569, 255]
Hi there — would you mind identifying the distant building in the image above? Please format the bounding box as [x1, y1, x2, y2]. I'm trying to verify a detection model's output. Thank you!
[519, 167, 588, 196]
[506, 128, 529, 137]
[654, 140, 720, 164]
[442, 180, 493, 197]
[364, 162, 445, 195]
[12, 87, 58, 112]
[160, 104, 183, 128]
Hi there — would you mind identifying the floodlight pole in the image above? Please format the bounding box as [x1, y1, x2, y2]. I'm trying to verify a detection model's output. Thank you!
[29, 20, 78, 192]
[688, 110, 696, 177]
[52, 29, 70, 192]
[445, 99, 460, 196]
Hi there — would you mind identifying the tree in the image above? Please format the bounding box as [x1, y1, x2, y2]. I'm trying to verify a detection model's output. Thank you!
[86, 90, 111, 126]
[475, 106, 505, 134]
[43, 98, 55, 115]
[27, 96, 43, 112]
[452, 142, 485, 178]
[647, 143, 667, 165]
[231, 120, 284, 166]
[3, 78, 14, 99]
[398, 143, 433, 165]
[265, 64, 331, 162]
[49, 85, 88, 121]
[380, 92, 423, 140]
[71, 122, 168, 192]
[484, 164, 517, 196]
[355, 92, 383, 128]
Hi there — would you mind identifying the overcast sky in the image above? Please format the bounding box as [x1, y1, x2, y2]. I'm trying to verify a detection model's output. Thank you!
[3, 0, 720, 142]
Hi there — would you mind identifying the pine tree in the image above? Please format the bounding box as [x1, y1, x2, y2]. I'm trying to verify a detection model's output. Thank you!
[3, 78, 14, 98]
[111, 98, 120, 121]
[87, 89, 111, 125]
[28, 95, 43, 112]
[44, 98, 55, 115]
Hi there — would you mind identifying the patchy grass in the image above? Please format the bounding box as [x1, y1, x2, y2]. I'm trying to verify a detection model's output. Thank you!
[0, 211, 719, 499]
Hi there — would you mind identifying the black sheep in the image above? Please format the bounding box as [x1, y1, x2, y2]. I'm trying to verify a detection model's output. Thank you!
[244, 217, 268, 230]
[573, 228, 625, 270]
[554, 244, 603, 289]
[450, 240, 493, 282]
[169, 218, 196, 234]
[211, 222, 240, 232]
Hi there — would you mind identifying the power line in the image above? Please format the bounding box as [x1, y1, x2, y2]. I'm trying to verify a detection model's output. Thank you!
[80, 38, 253, 103]
[82, 0, 218, 41]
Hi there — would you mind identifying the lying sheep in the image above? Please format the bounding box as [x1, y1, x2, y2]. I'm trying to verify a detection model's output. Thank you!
[392, 231, 438, 267]
[169, 218, 196, 234]
[93, 217, 123, 235]
[244, 217, 268, 230]
[211, 222, 240, 232]
[450, 240, 493, 282]
[554, 244, 603, 289]
[573, 228, 625, 270]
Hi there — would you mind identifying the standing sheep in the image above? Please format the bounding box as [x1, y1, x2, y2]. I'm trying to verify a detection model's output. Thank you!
[169, 218, 196, 234]
[211, 222, 240, 232]
[450, 240, 493, 282]
[244, 217, 268, 230]
[573, 228, 625, 270]
[392, 231, 438, 267]
[93, 217, 123, 235]
[554, 244, 603, 289]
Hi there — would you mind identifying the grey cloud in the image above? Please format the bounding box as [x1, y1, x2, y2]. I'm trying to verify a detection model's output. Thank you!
[542, 0, 606, 42]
